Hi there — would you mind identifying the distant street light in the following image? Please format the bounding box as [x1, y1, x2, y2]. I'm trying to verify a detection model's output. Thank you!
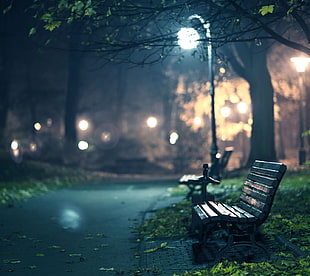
[237, 101, 248, 114]
[10, 139, 23, 163]
[178, 14, 220, 179]
[177, 28, 200, 50]
[169, 131, 179, 145]
[194, 117, 202, 126]
[290, 57, 310, 165]
[146, 116, 158, 128]
[34, 122, 42, 131]
[78, 140, 89, 151]
[220, 106, 231, 118]
[78, 119, 89, 131]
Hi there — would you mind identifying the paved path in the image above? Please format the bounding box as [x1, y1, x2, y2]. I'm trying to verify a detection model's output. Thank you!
[0, 178, 182, 275]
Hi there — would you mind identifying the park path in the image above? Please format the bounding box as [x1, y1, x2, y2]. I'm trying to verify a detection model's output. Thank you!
[0, 178, 178, 275]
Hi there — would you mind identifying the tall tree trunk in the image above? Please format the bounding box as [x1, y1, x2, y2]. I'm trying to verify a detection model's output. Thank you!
[64, 48, 80, 145]
[0, 8, 9, 148]
[248, 58, 276, 164]
[227, 42, 277, 166]
[63, 25, 83, 162]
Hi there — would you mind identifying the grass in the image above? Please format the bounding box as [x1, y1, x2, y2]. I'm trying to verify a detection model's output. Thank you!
[138, 168, 310, 276]
[0, 153, 103, 206]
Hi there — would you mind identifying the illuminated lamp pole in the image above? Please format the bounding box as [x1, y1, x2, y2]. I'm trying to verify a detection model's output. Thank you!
[178, 14, 220, 179]
[290, 57, 310, 165]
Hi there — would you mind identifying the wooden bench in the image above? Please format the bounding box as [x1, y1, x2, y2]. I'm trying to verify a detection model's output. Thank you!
[179, 147, 233, 201]
[192, 160, 287, 262]
[179, 164, 220, 202]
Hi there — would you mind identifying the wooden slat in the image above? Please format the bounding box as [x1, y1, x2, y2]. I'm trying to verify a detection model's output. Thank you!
[200, 203, 219, 218]
[243, 180, 272, 194]
[253, 160, 286, 171]
[208, 201, 238, 221]
[252, 160, 287, 178]
[239, 193, 266, 210]
[193, 205, 209, 221]
[251, 166, 285, 179]
[221, 204, 250, 222]
[242, 186, 269, 202]
[215, 202, 241, 222]
[239, 201, 264, 220]
[247, 173, 278, 187]
[179, 174, 201, 183]
[194, 203, 219, 223]
[230, 205, 256, 222]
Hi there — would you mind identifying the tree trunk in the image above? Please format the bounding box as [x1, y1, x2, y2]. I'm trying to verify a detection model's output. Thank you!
[63, 26, 83, 161]
[227, 42, 277, 166]
[0, 8, 9, 148]
[248, 61, 276, 165]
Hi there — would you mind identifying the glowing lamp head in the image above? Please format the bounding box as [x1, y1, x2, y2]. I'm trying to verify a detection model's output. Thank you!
[290, 57, 310, 72]
[177, 27, 200, 50]
[237, 102, 248, 114]
[220, 106, 231, 118]
[77, 140, 89, 150]
[78, 119, 89, 131]
[11, 140, 19, 150]
[169, 131, 179, 145]
[34, 122, 42, 131]
[146, 116, 158, 128]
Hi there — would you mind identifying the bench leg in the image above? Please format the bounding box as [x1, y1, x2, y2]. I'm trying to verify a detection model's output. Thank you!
[216, 225, 270, 262]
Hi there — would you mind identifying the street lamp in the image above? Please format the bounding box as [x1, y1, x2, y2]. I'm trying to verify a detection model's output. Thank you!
[146, 116, 158, 128]
[290, 57, 310, 165]
[178, 14, 220, 179]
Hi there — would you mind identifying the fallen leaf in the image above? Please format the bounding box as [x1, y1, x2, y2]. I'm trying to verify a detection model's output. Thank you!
[3, 259, 21, 264]
[48, 245, 61, 249]
[99, 267, 115, 271]
[69, 253, 82, 257]
[36, 253, 45, 257]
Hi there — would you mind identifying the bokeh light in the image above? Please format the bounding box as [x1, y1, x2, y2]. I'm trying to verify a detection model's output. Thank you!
[169, 131, 179, 145]
[220, 106, 231, 118]
[78, 119, 89, 131]
[78, 140, 89, 150]
[146, 116, 158, 128]
[194, 117, 202, 126]
[34, 122, 42, 131]
[237, 102, 248, 114]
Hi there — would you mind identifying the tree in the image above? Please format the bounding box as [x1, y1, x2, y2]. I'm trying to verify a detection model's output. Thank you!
[0, 1, 11, 148]
[3, 0, 309, 165]
[224, 41, 277, 165]
[18, 0, 309, 60]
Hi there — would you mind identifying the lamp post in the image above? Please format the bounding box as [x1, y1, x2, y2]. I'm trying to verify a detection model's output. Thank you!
[290, 57, 310, 165]
[178, 15, 220, 179]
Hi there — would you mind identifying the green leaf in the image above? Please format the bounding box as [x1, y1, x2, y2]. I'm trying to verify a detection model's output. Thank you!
[35, 253, 45, 257]
[3, 259, 21, 264]
[106, 7, 112, 17]
[3, 4, 12, 14]
[48, 245, 61, 249]
[259, 5, 275, 16]
[44, 21, 62, 31]
[99, 267, 115, 271]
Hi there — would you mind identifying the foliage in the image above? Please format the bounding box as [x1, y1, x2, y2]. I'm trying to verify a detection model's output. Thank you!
[138, 168, 310, 275]
[3, 0, 309, 63]
[138, 199, 192, 238]
[174, 256, 310, 276]
[0, 154, 101, 205]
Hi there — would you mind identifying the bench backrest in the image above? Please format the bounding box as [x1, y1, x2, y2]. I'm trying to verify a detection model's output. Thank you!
[238, 160, 287, 225]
